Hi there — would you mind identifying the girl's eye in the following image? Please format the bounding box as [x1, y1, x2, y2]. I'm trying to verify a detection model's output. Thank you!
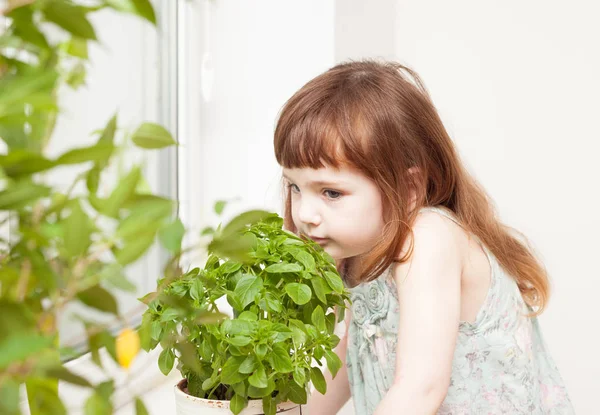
[324, 189, 342, 200]
[288, 183, 300, 193]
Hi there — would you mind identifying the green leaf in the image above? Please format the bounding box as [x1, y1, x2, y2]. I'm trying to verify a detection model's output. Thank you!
[255, 344, 268, 359]
[284, 283, 312, 305]
[336, 306, 346, 324]
[132, 122, 176, 149]
[247, 377, 275, 399]
[310, 367, 327, 394]
[150, 320, 162, 341]
[220, 260, 243, 274]
[158, 218, 185, 252]
[292, 250, 316, 271]
[287, 380, 307, 404]
[158, 348, 175, 376]
[227, 336, 252, 347]
[115, 228, 157, 265]
[84, 392, 112, 415]
[0, 151, 56, 177]
[202, 376, 217, 391]
[101, 264, 137, 293]
[311, 278, 331, 304]
[209, 233, 255, 264]
[0, 333, 54, 369]
[100, 331, 118, 364]
[174, 341, 203, 375]
[135, 398, 149, 415]
[64, 201, 92, 257]
[231, 381, 246, 397]
[219, 209, 272, 240]
[220, 356, 246, 384]
[324, 271, 345, 294]
[86, 166, 100, 193]
[0, 380, 20, 415]
[55, 142, 114, 165]
[45, 366, 92, 387]
[262, 396, 276, 415]
[226, 292, 243, 311]
[97, 381, 114, 400]
[230, 394, 248, 415]
[43, 0, 98, 40]
[248, 365, 268, 388]
[0, 68, 58, 119]
[159, 308, 179, 322]
[324, 349, 343, 378]
[269, 324, 293, 343]
[222, 319, 256, 337]
[101, 166, 142, 217]
[261, 292, 282, 313]
[234, 274, 263, 308]
[305, 325, 318, 340]
[0, 181, 50, 210]
[270, 344, 293, 373]
[26, 378, 66, 415]
[77, 285, 119, 315]
[8, 7, 50, 49]
[200, 226, 215, 236]
[88, 329, 106, 368]
[190, 278, 203, 301]
[238, 311, 258, 321]
[66, 61, 87, 89]
[311, 306, 326, 332]
[66, 36, 88, 59]
[117, 197, 173, 240]
[106, 0, 157, 25]
[239, 354, 259, 374]
[131, 0, 157, 24]
[293, 367, 306, 387]
[99, 114, 117, 146]
[214, 200, 227, 215]
[264, 262, 302, 274]
[289, 320, 307, 345]
[325, 312, 336, 333]
[138, 314, 153, 352]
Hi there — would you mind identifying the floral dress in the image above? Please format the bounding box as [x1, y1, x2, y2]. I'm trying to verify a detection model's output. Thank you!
[345, 206, 575, 414]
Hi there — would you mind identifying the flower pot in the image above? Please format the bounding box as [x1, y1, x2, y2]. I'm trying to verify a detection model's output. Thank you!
[174, 379, 303, 415]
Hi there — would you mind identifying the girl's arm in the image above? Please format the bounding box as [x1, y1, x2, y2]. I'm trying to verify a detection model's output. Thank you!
[305, 307, 352, 415]
[374, 212, 462, 415]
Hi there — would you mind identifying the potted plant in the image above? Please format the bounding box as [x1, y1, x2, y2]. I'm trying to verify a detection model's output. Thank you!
[140, 211, 350, 415]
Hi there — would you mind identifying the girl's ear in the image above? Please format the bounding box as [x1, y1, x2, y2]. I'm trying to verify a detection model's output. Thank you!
[406, 166, 423, 211]
[407, 166, 420, 177]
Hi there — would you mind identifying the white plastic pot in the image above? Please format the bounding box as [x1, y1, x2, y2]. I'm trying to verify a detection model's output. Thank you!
[174, 379, 303, 415]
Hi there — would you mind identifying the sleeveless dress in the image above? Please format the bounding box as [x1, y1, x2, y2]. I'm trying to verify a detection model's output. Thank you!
[345, 206, 575, 414]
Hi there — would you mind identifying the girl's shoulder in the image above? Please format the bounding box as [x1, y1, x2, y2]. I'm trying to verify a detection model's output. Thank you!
[396, 205, 470, 262]
[415, 205, 466, 236]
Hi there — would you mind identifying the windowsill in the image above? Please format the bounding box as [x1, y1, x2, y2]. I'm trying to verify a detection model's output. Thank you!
[19, 320, 355, 413]
[19, 346, 176, 414]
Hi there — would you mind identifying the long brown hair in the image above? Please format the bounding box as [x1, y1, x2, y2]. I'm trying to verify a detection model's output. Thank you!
[273, 59, 549, 314]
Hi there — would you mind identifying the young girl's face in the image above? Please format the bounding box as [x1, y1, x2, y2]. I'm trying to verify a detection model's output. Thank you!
[283, 165, 386, 260]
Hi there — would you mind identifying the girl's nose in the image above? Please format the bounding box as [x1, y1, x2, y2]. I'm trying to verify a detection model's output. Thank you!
[297, 200, 322, 226]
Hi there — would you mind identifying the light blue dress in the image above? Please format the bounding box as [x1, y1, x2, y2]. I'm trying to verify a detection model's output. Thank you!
[346, 206, 574, 414]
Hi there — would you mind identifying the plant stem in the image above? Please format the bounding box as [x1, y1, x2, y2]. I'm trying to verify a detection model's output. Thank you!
[16, 259, 31, 301]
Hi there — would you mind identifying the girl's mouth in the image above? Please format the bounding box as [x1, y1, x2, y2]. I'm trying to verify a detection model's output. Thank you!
[308, 236, 329, 245]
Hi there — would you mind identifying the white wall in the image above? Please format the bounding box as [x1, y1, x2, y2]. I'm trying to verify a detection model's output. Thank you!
[393, 0, 599, 411]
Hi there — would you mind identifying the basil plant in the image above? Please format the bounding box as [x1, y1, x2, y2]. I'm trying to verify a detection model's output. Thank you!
[140, 212, 351, 415]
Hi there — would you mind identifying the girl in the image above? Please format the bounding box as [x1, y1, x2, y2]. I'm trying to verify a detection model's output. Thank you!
[273, 60, 574, 414]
